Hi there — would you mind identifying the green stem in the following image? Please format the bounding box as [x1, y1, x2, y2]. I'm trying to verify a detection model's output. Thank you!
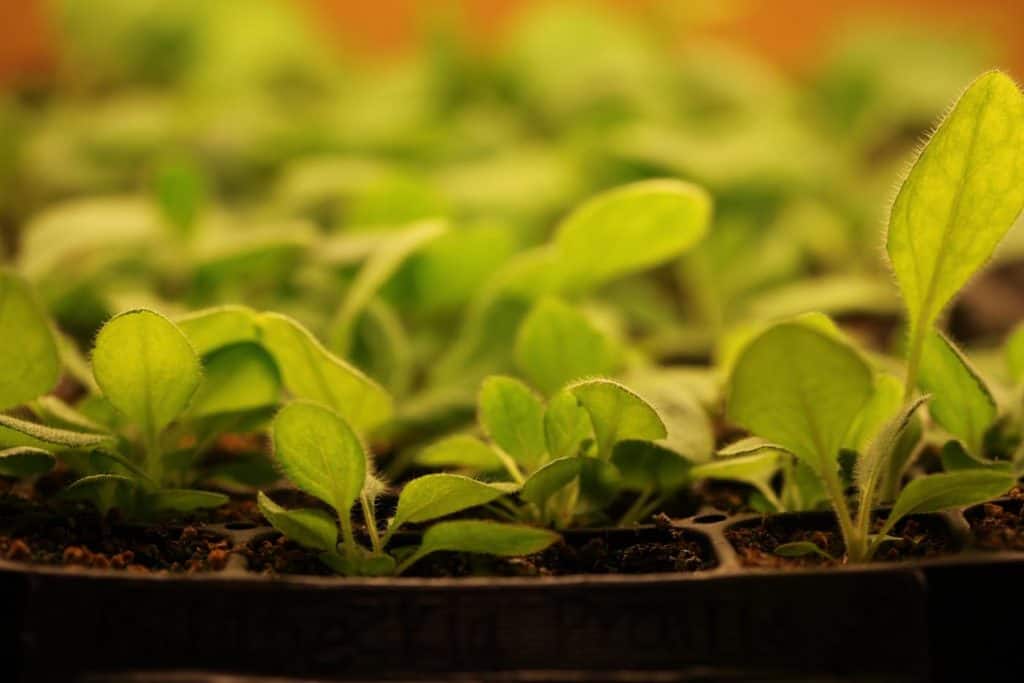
[360, 495, 383, 555]
[143, 428, 163, 486]
[903, 326, 925, 405]
[618, 488, 655, 527]
[338, 512, 359, 562]
[394, 548, 427, 576]
[820, 464, 864, 563]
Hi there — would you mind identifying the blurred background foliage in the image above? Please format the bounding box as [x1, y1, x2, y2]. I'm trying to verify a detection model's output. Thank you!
[0, 0, 1021, 453]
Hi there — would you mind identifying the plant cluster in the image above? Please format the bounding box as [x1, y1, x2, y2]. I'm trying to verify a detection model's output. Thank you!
[0, 2, 1022, 573]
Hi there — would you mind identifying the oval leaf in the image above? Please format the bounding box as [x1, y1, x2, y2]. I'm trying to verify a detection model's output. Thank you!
[520, 456, 582, 507]
[399, 521, 560, 574]
[272, 401, 367, 513]
[884, 470, 1015, 536]
[569, 379, 666, 459]
[0, 413, 112, 449]
[543, 389, 592, 461]
[189, 343, 281, 417]
[0, 447, 55, 477]
[413, 434, 505, 471]
[146, 489, 230, 513]
[258, 491, 338, 553]
[92, 309, 202, 437]
[391, 474, 516, 531]
[919, 332, 995, 456]
[478, 376, 546, 469]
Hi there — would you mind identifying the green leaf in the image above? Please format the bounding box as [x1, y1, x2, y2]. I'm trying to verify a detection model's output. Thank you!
[888, 71, 1024, 383]
[92, 309, 202, 437]
[145, 489, 229, 513]
[0, 447, 55, 477]
[555, 179, 711, 291]
[919, 332, 995, 456]
[691, 442, 785, 505]
[413, 434, 505, 471]
[727, 321, 874, 470]
[398, 521, 560, 574]
[32, 395, 110, 434]
[0, 413, 112, 449]
[611, 440, 691, 493]
[939, 439, 1012, 472]
[331, 220, 447, 356]
[883, 469, 1015, 536]
[624, 371, 714, 463]
[478, 376, 546, 470]
[60, 474, 136, 515]
[259, 313, 393, 434]
[154, 156, 206, 235]
[177, 305, 261, 356]
[514, 297, 622, 395]
[390, 474, 516, 531]
[845, 373, 903, 453]
[1007, 323, 1024, 384]
[855, 396, 929, 511]
[257, 491, 337, 553]
[543, 389, 592, 461]
[189, 343, 280, 417]
[272, 401, 367, 513]
[520, 456, 582, 507]
[569, 379, 666, 459]
[0, 270, 61, 410]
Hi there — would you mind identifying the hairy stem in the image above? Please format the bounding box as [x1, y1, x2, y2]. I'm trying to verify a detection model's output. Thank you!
[820, 463, 863, 563]
[360, 495, 383, 555]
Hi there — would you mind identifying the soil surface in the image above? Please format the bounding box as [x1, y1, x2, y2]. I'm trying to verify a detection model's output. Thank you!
[0, 511, 230, 573]
[965, 493, 1024, 551]
[726, 514, 955, 568]
[242, 517, 716, 577]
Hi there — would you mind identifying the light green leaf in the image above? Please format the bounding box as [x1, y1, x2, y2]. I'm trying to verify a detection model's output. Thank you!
[259, 313, 393, 434]
[413, 434, 505, 471]
[543, 389, 592, 461]
[177, 305, 261, 356]
[882, 469, 1015, 537]
[398, 521, 560, 574]
[845, 373, 903, 453]
[569, 379, 666, 459]
[855, 396, 929, 511]
[520, 456, 582, 507]
[478, 376, 546, 470]
[272, 401, 366, 513]
[257, 491, 337, 553]
[727, 321, 873, 470]
[32, 395, 110, 434]
[331, 220, 447, 355]
[92, 309, 202, 437]
[775, 541, 835, 561]
[0, 447, 55, 477]
[390, 474, 516, 531]
[146, 489, 229, 513]
[887, 71, 1024, 385]
[514, 297, 622, 395]
[0, 413, 113, 449]
[919, 332, 996, 456]
[624, 371, 714, 463]
[0, 270, 61, 410]
[691, 443, 785, 505]
[939, 439, 1013, 472]
[60, 474, 135, 515]
[189, 343, 280, 417]
[611, 440, 691, 492]
[555, 179, 711, 291]
[1007, 323, 1024, 384]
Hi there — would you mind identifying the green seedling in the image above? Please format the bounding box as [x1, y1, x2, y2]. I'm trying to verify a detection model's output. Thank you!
[258, 401, 559, 576]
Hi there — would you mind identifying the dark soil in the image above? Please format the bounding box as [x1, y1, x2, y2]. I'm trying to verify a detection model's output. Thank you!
[965, 493, 1024, 551]
[242, 518, 716, 578]
[0, 513, 231, 573]
[726, 514, 956, 568]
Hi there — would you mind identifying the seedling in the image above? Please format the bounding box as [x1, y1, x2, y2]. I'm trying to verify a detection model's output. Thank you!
[415, 375, 702, 528]
[258, 401, 559, 576]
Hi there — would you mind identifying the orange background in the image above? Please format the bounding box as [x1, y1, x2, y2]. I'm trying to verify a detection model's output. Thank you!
[2, 0, 1023, 84]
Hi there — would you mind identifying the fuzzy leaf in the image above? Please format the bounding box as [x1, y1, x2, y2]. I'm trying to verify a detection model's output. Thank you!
[391, 474, 515, 530]
[520, 456, 582, 507]
[146, 489, 230, 513]
[257, 491, 337, 553]
[0, 447, 55, 477]
[0, 413, 112, 449]
[543, 389, 592, 461]
[727, 321, 873, 470]
[883, 469, 1015, 536]
[177, 305, 261, 356]
[611, 440, 691, 493]
[92, 309, 202, 437]
[691, 443, 785, 503]
[919, 332, 996, 456]
[400, 521, 560, 574]
[887, 71, 1024, 350]
[855, 396, 929, 510]
[478, 376, 546, 469]
[514, 297, 622, 395]
[555, 179, 711, 291]
[259, 313, 393, 433]
[569, 379, 666, 459]
[272, 401, 366, 514]
[0, 270, 61, 410]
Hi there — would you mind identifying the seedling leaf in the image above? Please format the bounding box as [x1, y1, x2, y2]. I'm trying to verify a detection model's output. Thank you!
[0, 270, 61, 410]
[478, 376, 546, 469]
[0, 447, 55, 477]
[391, 474, 516, 530]
[92, 309, 202, 437]
[146, 489, 230, 513]
[570, 379, 666, 460]
[413, 434, 505, 471]
[272, 401, 366, 513]
[258, 491, 338, 553]
[0, 413, 113, 449]
[398, 521, 560, 574]
[543, 389, 592, 461]
[189, 343, 281, 417]
[520, 456, 582, 507]
[882, 470, 1015, 537]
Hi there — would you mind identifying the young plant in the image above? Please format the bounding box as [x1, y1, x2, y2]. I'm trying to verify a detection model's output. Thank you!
[258, 401, 559, 576]
[415, 375, 706, 528]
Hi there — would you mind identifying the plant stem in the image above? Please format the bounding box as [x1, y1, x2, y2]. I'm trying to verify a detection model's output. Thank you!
[618, 488, 655, 526]
[338, 511, 359, 561]
[360, 495, 383, 555]
[903, 326, 925, 405]
[820, 463, 863, 563]
[143, 428, 163, 486]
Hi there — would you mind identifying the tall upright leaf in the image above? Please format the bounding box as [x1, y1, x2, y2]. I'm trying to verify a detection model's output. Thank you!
[887, 71, 1024, 396]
